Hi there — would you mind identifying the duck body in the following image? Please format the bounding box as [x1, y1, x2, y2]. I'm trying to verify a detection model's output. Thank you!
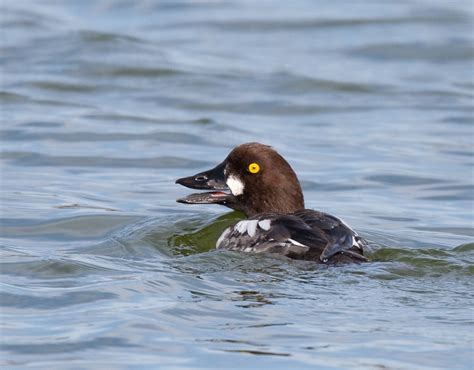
[216, 210, 366, 264]
[176, 143, 367, 264]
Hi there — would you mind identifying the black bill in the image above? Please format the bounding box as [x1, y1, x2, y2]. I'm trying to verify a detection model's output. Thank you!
[176, 160, 237, 207]
[175, 160, 227, 190]
[176, 191, 234, 205]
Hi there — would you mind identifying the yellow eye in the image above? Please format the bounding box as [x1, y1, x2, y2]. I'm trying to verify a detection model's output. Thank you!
[248, 162, 260, 174]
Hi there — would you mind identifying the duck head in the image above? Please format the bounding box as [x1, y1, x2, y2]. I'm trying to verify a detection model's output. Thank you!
[176, 142, 305, 217]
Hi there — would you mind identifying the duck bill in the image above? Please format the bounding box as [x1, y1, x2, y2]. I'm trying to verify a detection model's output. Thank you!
[175, 160, 227, 190]
[176, 160, 236, 206]
[176, 191, 235, 205]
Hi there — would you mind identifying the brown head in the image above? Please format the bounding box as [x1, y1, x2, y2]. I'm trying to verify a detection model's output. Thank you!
[176, 142, 305, 217]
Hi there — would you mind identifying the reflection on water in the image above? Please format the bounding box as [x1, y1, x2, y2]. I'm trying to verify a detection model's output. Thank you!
[1, 0, 473, 369]
[169, 211, 244, 255]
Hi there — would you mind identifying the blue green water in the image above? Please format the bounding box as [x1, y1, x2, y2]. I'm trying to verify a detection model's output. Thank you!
[1, 1, 473, 369]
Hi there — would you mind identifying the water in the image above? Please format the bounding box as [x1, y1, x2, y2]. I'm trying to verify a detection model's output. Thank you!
[1, 0, 473, 369]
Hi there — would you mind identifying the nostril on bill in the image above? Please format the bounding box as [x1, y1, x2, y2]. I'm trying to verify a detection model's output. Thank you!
[195, 175, 207, 181]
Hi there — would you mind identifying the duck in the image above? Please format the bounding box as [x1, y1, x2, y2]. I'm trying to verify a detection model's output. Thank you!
[176, 142, 367, 264]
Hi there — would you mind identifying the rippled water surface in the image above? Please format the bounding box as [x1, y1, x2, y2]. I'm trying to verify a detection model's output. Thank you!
[1, 1, 473, 369]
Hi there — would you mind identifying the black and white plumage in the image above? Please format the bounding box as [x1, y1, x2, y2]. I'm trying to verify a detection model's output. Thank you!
[216, 211, 367, 263]
[176, 142, 368, 264]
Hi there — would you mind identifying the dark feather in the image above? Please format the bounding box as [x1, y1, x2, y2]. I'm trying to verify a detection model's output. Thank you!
[216, 210, 367, 264]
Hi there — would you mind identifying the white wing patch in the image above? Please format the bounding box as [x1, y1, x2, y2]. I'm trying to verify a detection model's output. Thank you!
[235, 220, 247, 234]
[258, 219, 271, 231]
[216, 218, 275, 248]
[233, 219, 273, 237]
[246, 220, 258, 237]
[235, 220, 258, 236]
[226, 175, 244, 196]
[216, 218, 313, 257]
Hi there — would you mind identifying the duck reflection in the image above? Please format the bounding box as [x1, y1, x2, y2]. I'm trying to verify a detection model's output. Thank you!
[169, 211, 244, 256]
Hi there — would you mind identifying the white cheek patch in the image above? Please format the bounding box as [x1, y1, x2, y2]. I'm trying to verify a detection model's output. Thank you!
[226, 175, 244, 196]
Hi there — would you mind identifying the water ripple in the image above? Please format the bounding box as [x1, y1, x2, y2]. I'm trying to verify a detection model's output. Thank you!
[352, 41, 474, 62]
[0, 291, 117, 310]
[173, 14, 470, 32]
[1, 152, 210, 168]
[2, 0, 473, 368]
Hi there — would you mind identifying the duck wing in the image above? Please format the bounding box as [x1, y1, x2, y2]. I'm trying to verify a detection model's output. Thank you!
[216, 212, 367, 263]
[294, 209, 367, 262]
[216, 213, 326, 259]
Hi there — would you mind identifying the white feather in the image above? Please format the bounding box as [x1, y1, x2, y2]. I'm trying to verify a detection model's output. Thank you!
[234, 220, 259, 237]
[246, 220, 258, 237]
[235, 220, 247, 234]
[258, 219, 271, 231]
[226, 175, 244, 196]
[288, 238, 307, 247]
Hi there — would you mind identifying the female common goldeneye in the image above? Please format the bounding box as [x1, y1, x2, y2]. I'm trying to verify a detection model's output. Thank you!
[176, 142, 367, 264]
